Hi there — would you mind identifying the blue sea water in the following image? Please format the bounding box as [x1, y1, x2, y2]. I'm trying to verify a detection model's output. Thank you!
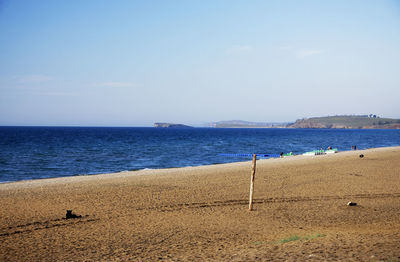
[0, 126, 399, 183]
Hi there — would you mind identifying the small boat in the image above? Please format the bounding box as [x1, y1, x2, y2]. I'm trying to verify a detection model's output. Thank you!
[325, 148, 338, 154]
[303, 149, 326, 156]
[303, 148, 338, 156]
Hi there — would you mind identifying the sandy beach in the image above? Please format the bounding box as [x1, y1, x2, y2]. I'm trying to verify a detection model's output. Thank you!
[1, 146, 400, 261]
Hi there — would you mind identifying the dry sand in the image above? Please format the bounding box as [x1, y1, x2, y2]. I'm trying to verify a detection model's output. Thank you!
[1, 147, 400, 261]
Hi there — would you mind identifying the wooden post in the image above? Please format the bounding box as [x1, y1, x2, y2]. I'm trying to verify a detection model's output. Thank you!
[249, 154, 257, 211]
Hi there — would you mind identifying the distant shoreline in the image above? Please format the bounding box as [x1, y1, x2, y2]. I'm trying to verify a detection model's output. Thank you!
[208, 116, 400, 129]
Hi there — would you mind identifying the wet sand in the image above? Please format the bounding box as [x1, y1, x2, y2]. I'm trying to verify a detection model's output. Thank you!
[1, 147, 400, 261]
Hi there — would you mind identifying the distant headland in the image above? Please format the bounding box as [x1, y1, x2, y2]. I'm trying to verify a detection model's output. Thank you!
[154, 123, 193, 128]
[208, 120, 288, 128]
[207, 115, 400, 129]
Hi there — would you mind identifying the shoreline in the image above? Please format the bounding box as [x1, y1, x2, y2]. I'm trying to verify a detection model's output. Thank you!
[1, 145, 398, 188]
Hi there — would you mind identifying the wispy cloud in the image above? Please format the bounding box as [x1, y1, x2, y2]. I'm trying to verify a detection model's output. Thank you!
[91, 81, 136, 88]
[40, 91, 77, 96]
[14, 74, 53, 84]
[279, 46, 325, 59]
[226, 45, 253, 54]
[296, 49, 324, 59]
[279, 45, 294, 51]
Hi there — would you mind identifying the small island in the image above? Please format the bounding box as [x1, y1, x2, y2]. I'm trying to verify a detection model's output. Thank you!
[154, 123, 193, 128]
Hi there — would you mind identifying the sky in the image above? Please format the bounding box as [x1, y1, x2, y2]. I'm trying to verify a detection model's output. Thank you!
[0, 0, 399, 126]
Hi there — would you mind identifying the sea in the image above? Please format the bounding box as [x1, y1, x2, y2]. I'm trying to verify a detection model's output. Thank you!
[0, 126, 399, 183]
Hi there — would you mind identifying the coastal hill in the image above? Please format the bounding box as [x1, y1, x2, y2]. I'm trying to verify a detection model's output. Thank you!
[288, 115, 400, 129]
[154, 123, 193, 128]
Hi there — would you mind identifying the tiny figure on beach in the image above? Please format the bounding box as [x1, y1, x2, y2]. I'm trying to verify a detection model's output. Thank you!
[280, 152, 284, 158]
[327, 146, 332, 150]
[66, 210, 82, 219]
[351, 145, 357, 150]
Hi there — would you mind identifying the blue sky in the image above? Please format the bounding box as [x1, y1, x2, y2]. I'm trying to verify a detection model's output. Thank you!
[0, 0, 399, 126]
